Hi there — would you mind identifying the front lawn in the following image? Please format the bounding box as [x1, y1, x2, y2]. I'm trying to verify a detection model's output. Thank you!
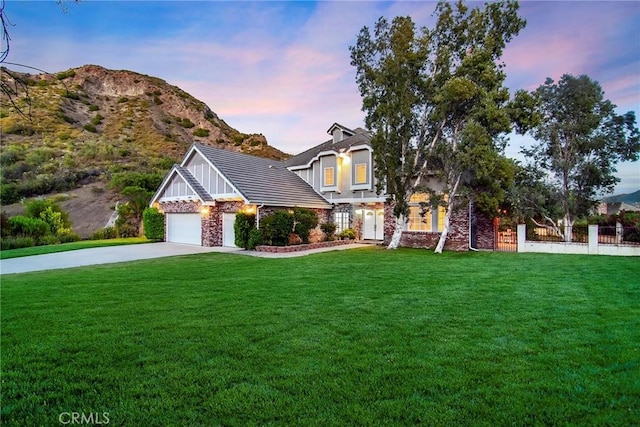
[1, 248, 638, 425]
[0, 237, 150, 259]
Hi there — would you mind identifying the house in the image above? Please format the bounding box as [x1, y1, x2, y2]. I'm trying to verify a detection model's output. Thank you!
[149, 144, 331, 246]
[596, 201, 640, 216]
[150, 123, 495, 250]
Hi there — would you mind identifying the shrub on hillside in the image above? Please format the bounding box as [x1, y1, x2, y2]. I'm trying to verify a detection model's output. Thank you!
[180, 118, 195, 128]
[9, 216, 51, 239]
[25, 199, 71, 229]
[109, 172, 163, 192]
[193, 128, 210, 138]
[143, 207, 165, 241]
[58, 229, 81, 243]
[0, 183, 20, 205]
[91, 227, 117, 240]
[0, 236, 36, 250]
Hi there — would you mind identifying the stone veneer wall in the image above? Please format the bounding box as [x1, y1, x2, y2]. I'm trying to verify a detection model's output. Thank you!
[383, 201, 470, 251]
[473, 210, 495, 250]
[204, 201, 245, 247]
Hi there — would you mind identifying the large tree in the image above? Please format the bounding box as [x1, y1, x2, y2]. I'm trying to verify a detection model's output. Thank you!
[350, 0, 527, 251]
[521, 74, 639, 239]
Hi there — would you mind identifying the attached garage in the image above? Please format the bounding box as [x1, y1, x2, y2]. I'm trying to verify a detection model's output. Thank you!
[166, 213, 201, 245]
[222, 213, 236, 247]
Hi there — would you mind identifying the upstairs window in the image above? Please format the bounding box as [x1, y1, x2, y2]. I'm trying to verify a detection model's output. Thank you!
[355, 163, 367, 184]
[324, 167, 335, 187]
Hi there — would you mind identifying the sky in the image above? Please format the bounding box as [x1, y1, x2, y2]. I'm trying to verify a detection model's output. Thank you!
[3, 0, 639, 195]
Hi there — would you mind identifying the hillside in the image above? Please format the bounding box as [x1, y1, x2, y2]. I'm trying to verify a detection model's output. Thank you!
[602, 189, 640, 205]
[0, 65, 289, 236]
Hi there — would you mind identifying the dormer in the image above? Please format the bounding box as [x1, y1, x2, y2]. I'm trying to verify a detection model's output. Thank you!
[327, 123, 356, 144]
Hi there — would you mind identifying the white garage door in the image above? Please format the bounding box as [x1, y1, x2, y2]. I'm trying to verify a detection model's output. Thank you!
[167, 213, 201, 245]
[222, 213, 237, 247]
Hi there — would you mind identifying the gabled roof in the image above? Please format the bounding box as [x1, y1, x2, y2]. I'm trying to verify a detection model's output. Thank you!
[150, 164, 215, 205]
[285, 126, 371, 169]
[193, 144, 331, 209]
[175, 165, 215, 202]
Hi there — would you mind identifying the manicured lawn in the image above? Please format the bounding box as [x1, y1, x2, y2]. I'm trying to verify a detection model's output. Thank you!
[1, 248, 638, 425]
[0, 237, 150, 259]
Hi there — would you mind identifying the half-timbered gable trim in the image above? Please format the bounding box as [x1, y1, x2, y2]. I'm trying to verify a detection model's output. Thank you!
[183, 149, 244, 200]
[150, 165, 218, 204]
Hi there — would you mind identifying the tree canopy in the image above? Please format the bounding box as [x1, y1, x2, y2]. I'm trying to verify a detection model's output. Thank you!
[350, 0, 528, 251]
[518, 74, 639, 236]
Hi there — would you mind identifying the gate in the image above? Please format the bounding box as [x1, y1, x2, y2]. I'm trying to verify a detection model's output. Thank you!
[494, 218, 517, 252]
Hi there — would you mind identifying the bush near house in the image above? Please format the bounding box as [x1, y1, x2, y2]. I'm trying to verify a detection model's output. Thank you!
[259, 210, 294, 246]
[234, 212, 256, 249]
[339, 228, 356, 240]
[321, 222, 337, 241]
[247, 227, 263, 250]
[143, 208, 165, 241]
[292, 207, 318, 244]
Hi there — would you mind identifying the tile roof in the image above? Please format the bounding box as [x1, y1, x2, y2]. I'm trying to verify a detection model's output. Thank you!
[284, 129, 371, 169]
[175, 165, 215, 202]
[194, 144, 331, 209]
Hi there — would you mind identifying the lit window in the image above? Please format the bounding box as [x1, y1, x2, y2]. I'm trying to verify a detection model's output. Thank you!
[409, 193, 428, 203]
[335, 212, 349, 233]
[437, 205, 446, 232]
[407, 193, 447, 232]
[355, 163, 367, 184]
[324, 167, 335, 187]
[408, 206, 431, 231]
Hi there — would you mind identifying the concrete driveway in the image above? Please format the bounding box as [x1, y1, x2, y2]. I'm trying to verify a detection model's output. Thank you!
[0, 243, 242, 275]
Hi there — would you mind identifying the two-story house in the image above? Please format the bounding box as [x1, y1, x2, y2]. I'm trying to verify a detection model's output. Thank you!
[150, 123, 494, 250]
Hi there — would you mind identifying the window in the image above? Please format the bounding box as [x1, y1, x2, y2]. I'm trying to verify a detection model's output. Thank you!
[334, 212, 350, 234]
[324, 167, 335, 187]
[355, 163, 367, 184]
[407, 193, 446, 232]
[408, 206, 431, 231]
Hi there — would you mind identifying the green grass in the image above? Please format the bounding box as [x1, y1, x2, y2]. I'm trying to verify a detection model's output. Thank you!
[0, 237, 150, 259]
[1, 248, 638, 426]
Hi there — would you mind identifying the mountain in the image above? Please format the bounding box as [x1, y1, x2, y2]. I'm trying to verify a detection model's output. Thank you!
[602, 189, 640, 204]
[0, 65, 289, 236]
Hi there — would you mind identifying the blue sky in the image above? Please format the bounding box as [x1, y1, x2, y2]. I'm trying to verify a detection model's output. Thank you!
[3, 0, 639, 194]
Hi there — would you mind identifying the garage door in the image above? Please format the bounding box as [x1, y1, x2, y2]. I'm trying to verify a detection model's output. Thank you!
[166, 213, 201, 245]
[222, 213, 237, 247]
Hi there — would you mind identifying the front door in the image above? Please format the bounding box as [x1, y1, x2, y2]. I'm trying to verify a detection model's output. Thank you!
[362, 209, 384, 240]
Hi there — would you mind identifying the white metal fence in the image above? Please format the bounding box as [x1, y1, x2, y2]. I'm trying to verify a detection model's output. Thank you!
[516, 224, 640, 256]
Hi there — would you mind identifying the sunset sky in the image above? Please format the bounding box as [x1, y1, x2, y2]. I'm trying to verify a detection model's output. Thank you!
[4, 1, 639, 194]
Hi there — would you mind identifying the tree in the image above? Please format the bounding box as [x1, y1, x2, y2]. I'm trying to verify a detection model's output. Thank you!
[521, 74, 640, 239]
[119, 186, 153, 236]
[350, 0, 527, 252]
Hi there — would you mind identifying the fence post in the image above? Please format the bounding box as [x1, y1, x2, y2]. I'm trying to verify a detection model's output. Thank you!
[517, 224, 526, 253]
[588, 224, 598, 255]
[616, 222, 623, 244]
